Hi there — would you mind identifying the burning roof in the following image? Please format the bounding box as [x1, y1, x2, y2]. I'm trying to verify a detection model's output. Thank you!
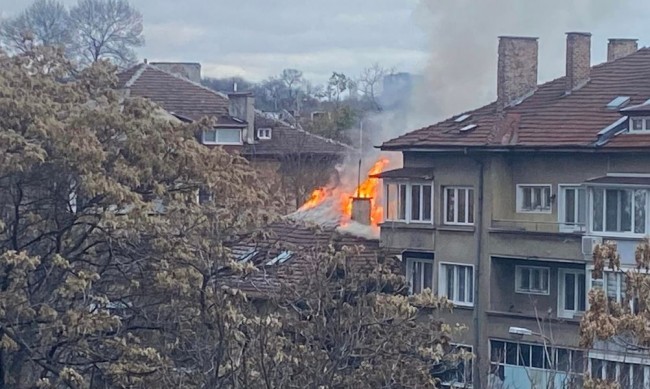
[288, 158, 391, 238]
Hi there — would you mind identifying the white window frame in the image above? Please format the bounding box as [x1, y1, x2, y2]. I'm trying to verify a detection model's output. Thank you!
[384, 180, 434, 224]
[444, 187, 474, 226]
[588, 186, 648, 238]
[629, 117, 650, 133]
[558, 185, 586, 233]
[202, 128, 243, 145]
[405, 257, 434, 295]
[257, 127, 272, 139]
[515, 265, 550, 295]
[439, 262, 474, 307]
[588, 356, 650, 386]
[516, 184, 552, 214]
[587, 265, 639, 313]
[557, 269, 586, 319]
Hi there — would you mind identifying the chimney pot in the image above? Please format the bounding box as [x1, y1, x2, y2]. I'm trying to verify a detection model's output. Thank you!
[351, 197, 372, 225]
[565, 32, 591, 93]
[497, 36, 539, 110]
[607, 38, 638, 62]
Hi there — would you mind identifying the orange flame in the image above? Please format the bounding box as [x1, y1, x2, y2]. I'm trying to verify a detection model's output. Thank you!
[298, 158, 390, 227]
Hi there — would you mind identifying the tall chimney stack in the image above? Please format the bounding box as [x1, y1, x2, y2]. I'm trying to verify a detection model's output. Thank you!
[565, 32, 591, 93]
[607, 38, 638, 62]
[497, 36, 539, 110]
[228, 92, 255, 144]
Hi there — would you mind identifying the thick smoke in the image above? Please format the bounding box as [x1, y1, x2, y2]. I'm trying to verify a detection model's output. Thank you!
[408, 0, 627, 130]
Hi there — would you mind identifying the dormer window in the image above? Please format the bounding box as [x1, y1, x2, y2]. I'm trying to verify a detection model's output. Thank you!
[629, 117, 650, 132]
[257, 127, 272, 140]
[202, 128, 242, 145]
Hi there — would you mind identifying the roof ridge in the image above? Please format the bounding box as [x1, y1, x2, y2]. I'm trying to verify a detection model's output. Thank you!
[124, 63, 147, 88]
[145, 64, 231, 100]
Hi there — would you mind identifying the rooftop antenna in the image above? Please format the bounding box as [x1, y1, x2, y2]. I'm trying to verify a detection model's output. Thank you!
[357, 119, 363, 196]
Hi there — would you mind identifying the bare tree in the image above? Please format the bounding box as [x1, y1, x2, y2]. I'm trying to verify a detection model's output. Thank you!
[68, 0, 144, 66]
[357, 63, 392, 111]
[0, 0, 71, 54]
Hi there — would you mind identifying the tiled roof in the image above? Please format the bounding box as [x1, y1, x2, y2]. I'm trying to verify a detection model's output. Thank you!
[381, 48, 650, 151]
[244, 113, 353, 157]
[224, 220, 382, 296]
[117, 63, 230, 122]
[117, 64, 351, 157]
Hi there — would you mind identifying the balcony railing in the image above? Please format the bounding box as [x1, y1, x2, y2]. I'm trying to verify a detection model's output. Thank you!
[491, 219, 586, 234]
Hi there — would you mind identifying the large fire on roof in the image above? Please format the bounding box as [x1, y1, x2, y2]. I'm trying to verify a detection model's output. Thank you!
[289, 158, 391, 237]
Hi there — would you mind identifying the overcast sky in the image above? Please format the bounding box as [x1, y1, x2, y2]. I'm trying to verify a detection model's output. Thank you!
[2, 0, 650, 100]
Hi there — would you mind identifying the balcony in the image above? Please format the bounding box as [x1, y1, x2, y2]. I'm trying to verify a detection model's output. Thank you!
[491, 219, 586, 234]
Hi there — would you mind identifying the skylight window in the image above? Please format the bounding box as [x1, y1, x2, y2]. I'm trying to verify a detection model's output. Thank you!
[455, 114, 471, 123]
[238, 249, 258, 263]
[606, 96, 630, 109]
[460, 124, 478, 132]
[266, 251, 293, 266]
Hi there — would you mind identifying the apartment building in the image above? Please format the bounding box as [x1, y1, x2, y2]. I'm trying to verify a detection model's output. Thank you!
[378, 33, 650, 388]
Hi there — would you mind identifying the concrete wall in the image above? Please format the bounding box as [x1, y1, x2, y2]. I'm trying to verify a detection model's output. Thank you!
[380, 149, 650, 387]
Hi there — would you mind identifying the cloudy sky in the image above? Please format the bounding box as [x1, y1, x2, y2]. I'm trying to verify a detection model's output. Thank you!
[2, 0, 650, 116]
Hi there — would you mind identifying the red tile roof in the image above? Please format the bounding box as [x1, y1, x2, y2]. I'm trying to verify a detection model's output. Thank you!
[117, 63, 230, 122]
[381, 48, 650, 151]
[117, 64, 351, 157]
[224, 221, 382, 296]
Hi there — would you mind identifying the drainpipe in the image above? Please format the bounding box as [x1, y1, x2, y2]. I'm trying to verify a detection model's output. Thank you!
[472, 156, 484, 389]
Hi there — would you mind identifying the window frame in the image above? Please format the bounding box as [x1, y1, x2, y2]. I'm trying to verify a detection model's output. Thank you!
[587, 265, 640, 313]
[438, 262, 474, 307]
[202, 128, 243, 145]
[444, 186, 475, 226]
[558, 185, 586, 233]
[257, 127, 272, 140]
[405, 256, 435, 295]
[515, 265, 551, 295]
[384, 180, 434, 224]
[629, 116, 650, 133]
[557, 268, 587, 319]
[516, 184, 553, 214]
[589, 186, 648, 238]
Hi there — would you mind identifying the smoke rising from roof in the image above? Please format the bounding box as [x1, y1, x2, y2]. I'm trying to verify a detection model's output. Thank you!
[408, 0, 627, 130]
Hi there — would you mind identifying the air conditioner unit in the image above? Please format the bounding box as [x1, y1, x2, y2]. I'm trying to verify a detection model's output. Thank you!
[581, 236, 603, 256]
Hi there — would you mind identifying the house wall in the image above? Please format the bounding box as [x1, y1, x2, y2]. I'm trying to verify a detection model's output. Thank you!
[380, 149, 650, 388]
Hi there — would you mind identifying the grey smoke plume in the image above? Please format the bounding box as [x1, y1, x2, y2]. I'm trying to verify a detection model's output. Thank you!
[408, 0, 628, 129]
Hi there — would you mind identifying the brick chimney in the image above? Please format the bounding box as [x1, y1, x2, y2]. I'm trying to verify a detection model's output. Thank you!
[565, 32, 591, 93]
[607, 38, 638, 62]
[150, 62, 202, 83]
[350, 197, 371, 225]
[228, 92, 255, 144]
[497, 36, 539, 110]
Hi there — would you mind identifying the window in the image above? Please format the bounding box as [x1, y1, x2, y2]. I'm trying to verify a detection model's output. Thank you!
[439, 345, 473, 387]
[515, 266, 550, 295]
[591, 188, 646, 235]
[202, 128, 242, 145]
[257, 127, 272, 139]
[517, 185, 552, 213]
[405, 252, 434, 294]
[590, 269, 640, 313]
[490, 340, 583, 381]
[629, 117, 650, 132]
[590, 358, 647, 388]
[444, 187, 474, 225]
[385, 182, 433, 223]
[439, 263, 474, 306]
[558, 269, 586, 318]
[559, 186, 586, 232]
